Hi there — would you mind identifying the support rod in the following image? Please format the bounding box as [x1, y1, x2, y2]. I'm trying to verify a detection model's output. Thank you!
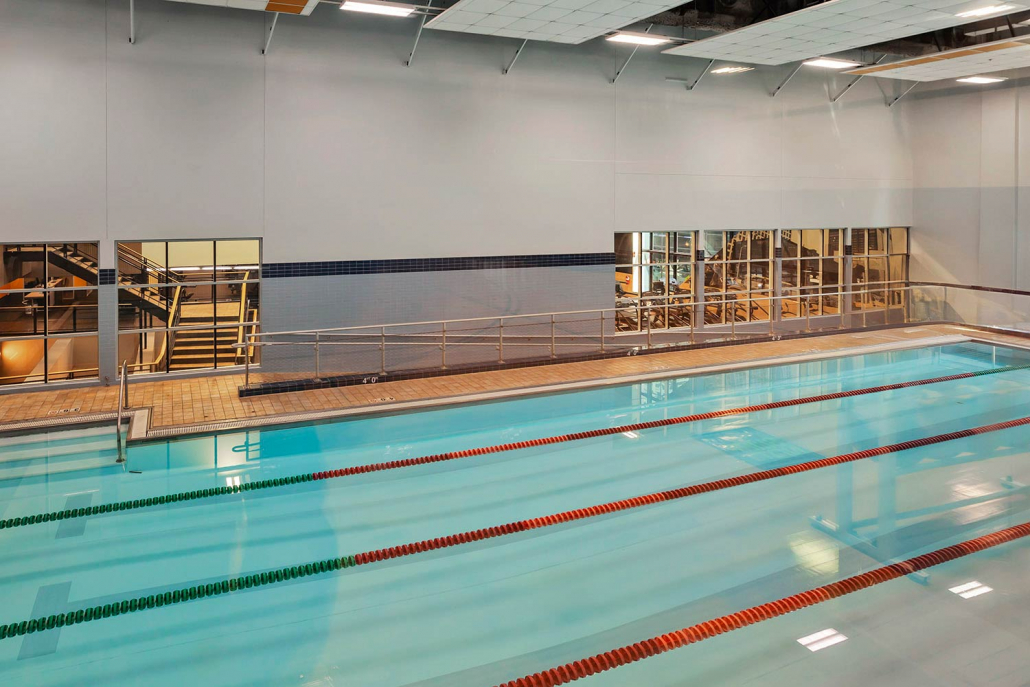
[888, 82, 918, 108]
[772, 63, 801, 97]
[262, 13, 279, 56]
[831, 55, 886, 104]
[612, 24, 652, 84]
[503, 39, 528, 75]
[405, 0, 432, 67]
[686, 60, 714, 91]
[129, 0, 135, 44]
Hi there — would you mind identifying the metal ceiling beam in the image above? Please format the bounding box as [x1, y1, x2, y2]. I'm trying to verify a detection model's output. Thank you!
[686, 59, 713, 91]
[129, 0, 135, 44]
[502, 39, 528, 75]
[612, 24, 652, 84]
[887, 82, 918, 108]
[262, 13, 279, 55]
[772, 63, 802, 97]
[831, 55, 886, 104]
[405, 0, 432, 67]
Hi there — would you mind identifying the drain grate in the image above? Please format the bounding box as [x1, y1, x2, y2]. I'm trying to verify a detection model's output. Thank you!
[46, 407, 81, 416]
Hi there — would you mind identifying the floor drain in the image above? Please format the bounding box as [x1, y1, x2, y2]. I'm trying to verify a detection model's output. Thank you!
[46, 407, 81, 416]
[371, 396, 395, 403]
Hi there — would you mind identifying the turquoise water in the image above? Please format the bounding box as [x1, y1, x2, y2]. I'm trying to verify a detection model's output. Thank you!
[3, 341, 1030, 686]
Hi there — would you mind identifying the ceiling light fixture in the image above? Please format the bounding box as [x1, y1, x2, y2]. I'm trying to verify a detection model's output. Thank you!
[606, 32, 672, 46]
[340, 0, 416, 17]
[712, 66, 754, 74]
[957, 75, 1007, 83]
[802, 58, 862, 69]
[956, 4, 1016, 18]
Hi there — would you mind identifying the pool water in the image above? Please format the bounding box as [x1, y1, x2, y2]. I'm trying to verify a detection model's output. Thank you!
[3, 341, 1030, 686]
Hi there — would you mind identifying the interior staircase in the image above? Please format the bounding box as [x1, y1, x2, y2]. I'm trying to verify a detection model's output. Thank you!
[169, 303, 241, 371]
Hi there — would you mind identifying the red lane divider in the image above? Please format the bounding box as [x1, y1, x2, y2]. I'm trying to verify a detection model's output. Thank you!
[493, 521, 1030, 687]
[312, 366, 1022, 484]
[349, 415, 1030, 566]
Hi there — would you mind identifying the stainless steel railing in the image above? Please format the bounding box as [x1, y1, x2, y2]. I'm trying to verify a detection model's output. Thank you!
[236, 284, 936, 387]
[115, 360, 128, 464]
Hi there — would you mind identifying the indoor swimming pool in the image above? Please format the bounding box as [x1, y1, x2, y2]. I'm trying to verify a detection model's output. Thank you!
[2, 340, 1030, 686]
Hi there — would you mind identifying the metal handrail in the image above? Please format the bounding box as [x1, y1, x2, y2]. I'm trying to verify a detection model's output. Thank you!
[236, 283, 929, 386]
[115, 360, 128, 464]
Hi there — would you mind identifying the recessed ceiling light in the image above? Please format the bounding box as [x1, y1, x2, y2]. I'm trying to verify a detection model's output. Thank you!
[802, 58, 862, 69]
[340, 0, 416, 17]
[607, 32, 672, 46]
[956, 4, 1016, 18]
[957, 75, 1007, 83]
[949, 580, 994, 598]
[712, 66, 754, 74]
[797, 628, 848, 652]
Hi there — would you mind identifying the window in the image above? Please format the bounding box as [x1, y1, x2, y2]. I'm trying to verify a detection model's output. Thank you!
[852, 228, 908, 312]
[116, 240, 260, 375]
[0, 243, 99, 386]
[615, 232, 695, 332]
[703, 231, 773, 323]
[781, 229, 843, 318]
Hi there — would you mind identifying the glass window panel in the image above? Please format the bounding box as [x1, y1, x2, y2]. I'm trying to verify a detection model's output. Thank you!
[615, 233, 637, 265]
[867, 257, 888, 284]
[781, 231, 800, 259]
[749, 231, 771, 260]
[852, 229, 867, 256]
[702, 231, 724, 260]
[615, 265, 635, 296]
[782, 260, 799, 288]
[725, 232, 748, 261]
[822, 257, 841, 286]
[801, 230, 823, 257]
[889, 227, 908, 254]
[851, 257, 869, 284]
[825, 229, 842, 256]
[168, 241, 215, 284]
[669, 264, 692, 294]
[800, 259, 822, 288]
[46, 243, 99, 287]
[641, 265, 667, 295]
[670, 232, 692, 263]
[2, 244, 47, 292]
[889, 255, 908, 283]
[47, 292, 98, 334]
[781, 289, 802, 318]
[641, 232, 667, 265]
[704, 262, 726, 291]
[0, 337, 45, 386]
[47, 335, 99, 382]
[724, 261, 748, 291]
[749, 260, 771, 291]
[868, 228, 887, 255]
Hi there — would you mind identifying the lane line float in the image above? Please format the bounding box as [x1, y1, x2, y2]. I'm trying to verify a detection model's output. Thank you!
[3, 363, 1027, 532]
[2, 413, 1029, 639]
[493, 521, 1030, 686]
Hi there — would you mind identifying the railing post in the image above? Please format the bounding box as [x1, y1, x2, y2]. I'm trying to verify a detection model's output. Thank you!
[599, 311, 605, 353]
[903, 288, 909, 323]
[314, 332, 321, 378]
[245, 348, 250, 387]
[646, 306, 652, 348]
[731, 307, 736, 339]
[498, 318, 504, 363]
[441, 322, 447, 369]
[380, 326, 387, 374]
[805, 296, 812, 332]
[550, 314, 556, 358]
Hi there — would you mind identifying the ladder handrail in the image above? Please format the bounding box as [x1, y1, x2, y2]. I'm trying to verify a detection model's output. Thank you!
[115, 360, 128, 464]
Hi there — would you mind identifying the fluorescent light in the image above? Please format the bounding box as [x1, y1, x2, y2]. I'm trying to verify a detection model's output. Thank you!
[957, 75, 1007, 83]
[956, 4, 1015, 18]
[797, 628, 847, 652]
[712, 66, 754, 74]
[606, 32, 672, 46]
[803, 58, 862, 69]
[949, 580, 994, 598]
[340, 0, 416, 17]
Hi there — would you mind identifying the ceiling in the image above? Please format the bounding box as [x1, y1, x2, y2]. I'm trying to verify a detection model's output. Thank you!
[424, 0, 685, 44]
[662, 0, 1027, 66]
[847, 35, 1030, 79]
[165, 0, 320, 14]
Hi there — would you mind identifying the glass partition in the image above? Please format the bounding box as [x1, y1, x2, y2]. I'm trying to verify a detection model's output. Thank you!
[615, 231, 695, 332]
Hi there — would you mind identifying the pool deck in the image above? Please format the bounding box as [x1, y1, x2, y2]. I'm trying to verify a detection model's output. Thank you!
[0, 324, 1025, 440]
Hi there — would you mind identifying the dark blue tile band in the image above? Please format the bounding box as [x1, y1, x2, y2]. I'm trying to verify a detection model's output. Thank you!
[261, 253, 616, 279]
[98, 269, 116, 286]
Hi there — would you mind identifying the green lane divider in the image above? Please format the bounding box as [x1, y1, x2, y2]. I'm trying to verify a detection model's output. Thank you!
[2, 361, 1029, 534]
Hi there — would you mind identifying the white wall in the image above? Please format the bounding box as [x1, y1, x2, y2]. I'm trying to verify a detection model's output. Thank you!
[909, 76, 1030, 290]
[1, 0, 913, 265]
